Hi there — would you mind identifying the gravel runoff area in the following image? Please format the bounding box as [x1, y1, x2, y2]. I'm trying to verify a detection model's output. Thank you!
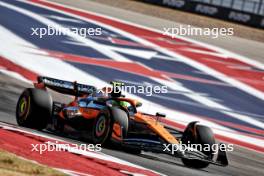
[93, 0, 264, 42]
[0, 150, 66, 176]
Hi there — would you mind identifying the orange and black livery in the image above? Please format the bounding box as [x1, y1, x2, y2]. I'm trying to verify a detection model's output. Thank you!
[16, 76, 228, 168]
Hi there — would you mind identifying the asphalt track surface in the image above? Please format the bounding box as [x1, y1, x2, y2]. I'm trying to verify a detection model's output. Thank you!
[0, 0, 264, 175]
[0, 71, 263, 176]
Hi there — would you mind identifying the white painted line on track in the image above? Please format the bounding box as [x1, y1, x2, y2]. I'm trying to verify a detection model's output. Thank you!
[0, 0, 263, 150]
[0, 1, 234, 131]
[0, 122, 164, 176]
[38, 0, 264, 101]
[12, 0, 264, 130]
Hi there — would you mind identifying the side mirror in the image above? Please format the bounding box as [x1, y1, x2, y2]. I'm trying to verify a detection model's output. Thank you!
[156, 112, 166, 118]
[136, 102, 142, 108]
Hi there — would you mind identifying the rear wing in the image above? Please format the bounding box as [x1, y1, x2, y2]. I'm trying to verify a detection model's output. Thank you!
[35, 76, 97, 96]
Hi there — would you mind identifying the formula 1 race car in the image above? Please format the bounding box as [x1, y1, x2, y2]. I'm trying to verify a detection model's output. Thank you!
[16, 76, 228, 168]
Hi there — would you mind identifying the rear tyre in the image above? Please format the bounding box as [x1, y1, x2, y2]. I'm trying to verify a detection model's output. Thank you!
[110, 108, 141, 154]
[16, 88, 52, 130]
[181, 123, 215, 169]
[91, 114, 112, 144]
[110, 107, 129, 138]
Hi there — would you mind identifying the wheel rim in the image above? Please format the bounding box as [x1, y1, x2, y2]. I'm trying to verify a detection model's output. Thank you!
[18, 96, 30, 120]
[95, 115, 107, 137]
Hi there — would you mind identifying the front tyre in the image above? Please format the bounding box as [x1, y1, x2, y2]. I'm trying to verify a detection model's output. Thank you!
[181, 122, 215, 169]
[16, 88, 52, 130]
